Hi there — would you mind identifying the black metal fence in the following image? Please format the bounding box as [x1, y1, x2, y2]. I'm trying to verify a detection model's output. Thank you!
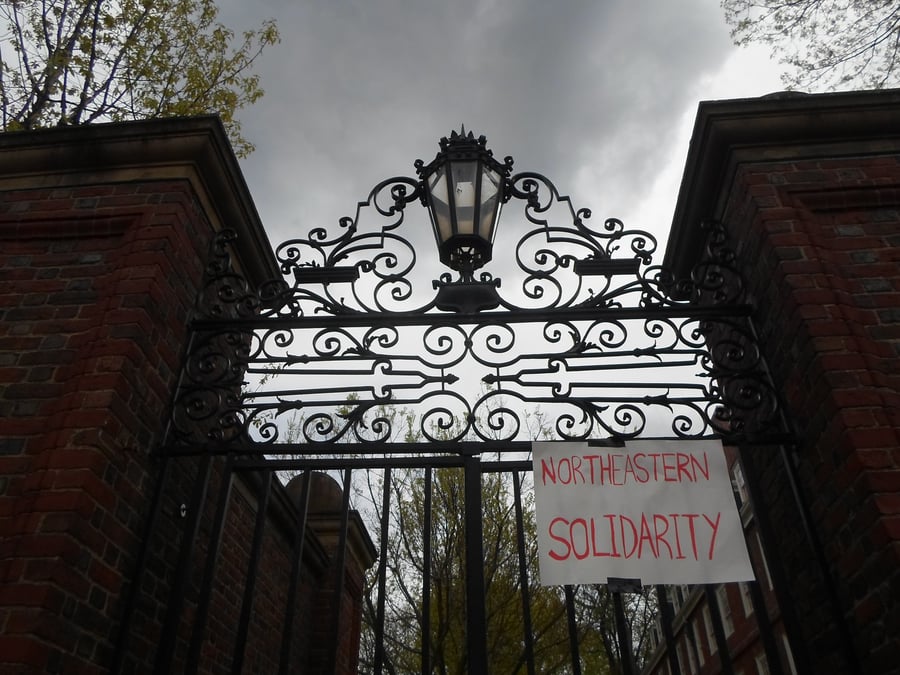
[116, 447, 810, 674]
[114, 172, 810, 673]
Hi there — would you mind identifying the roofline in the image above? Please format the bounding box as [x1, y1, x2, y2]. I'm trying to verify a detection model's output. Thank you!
[665, 88, 900, 278]
[0, 116, 279, 286]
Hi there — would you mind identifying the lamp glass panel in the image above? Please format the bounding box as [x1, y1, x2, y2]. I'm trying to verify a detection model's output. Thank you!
[427, 170, 453, 243]
[478, 167, 502, 241]
[449, 161, 477, 235]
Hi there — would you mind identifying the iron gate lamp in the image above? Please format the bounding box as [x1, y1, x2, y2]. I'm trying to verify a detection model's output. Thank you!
[291, 127, 640, 313]
[415, 127, 513, 281]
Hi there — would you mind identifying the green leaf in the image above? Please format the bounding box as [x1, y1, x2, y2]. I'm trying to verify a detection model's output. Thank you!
[1, 0, 280, 154]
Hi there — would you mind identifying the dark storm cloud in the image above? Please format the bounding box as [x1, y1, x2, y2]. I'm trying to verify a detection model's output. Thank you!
[215, 0, 775, 255]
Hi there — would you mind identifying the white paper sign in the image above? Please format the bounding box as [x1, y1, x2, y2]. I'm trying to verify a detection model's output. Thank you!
[532, 440, 754, 586]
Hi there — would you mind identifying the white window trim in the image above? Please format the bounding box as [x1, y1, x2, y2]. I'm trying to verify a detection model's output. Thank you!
[703, 604, 716, 653]
[716, 585, 734, 636]
[755, 531, 773, 591]
[732, 460, 749, 506]
[693, 621, 705, 666]
[782, 633, 798, 675]
[740, 581, 754, 617]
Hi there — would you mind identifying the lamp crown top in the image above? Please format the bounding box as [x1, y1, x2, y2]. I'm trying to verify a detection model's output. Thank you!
[440, 126, 488, 153]
[414, 127, 514, 181]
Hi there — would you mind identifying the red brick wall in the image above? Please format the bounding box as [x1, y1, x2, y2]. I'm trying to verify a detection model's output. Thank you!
[0, 179, 213, 672]
[129, 464, 372, 675]
[721, 155, 900, 674]
[191, 471, 322, 675]
[0, 122, 375, 674]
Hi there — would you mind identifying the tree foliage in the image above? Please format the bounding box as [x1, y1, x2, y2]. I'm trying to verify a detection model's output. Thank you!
[357, 464, 613, 675]
[280, 399, 657, 673]
[0, 0, 279, 156]
[575, 584, 659, 673]
[722, 0, 899, 90]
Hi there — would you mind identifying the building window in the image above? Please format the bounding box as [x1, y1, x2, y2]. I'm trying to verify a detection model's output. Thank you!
[685, 634, 698, 673]
[782, 633, 798, 675]
[755, 652, 770, 675]
[732, 460, 749, 506]
[692, 621, 705, 666]
[649, 618, 661, 651]
[677, 641, 688, 675]
[753, 531, 773, 591]
[740, 581, 754, 617]
[703, 604, 716, 653]
[716, 585, 734, 636]
[671, 584, 690, 613]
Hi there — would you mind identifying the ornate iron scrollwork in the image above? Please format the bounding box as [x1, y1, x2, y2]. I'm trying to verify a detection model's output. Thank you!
[167, 169, 786, 453]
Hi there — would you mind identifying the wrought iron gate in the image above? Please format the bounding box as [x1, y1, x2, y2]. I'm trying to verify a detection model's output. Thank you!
[113, 135, 804, 674]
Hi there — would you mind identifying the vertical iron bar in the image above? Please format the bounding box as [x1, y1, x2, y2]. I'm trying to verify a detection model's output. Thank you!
[779, 444, 861, 673]
[740, 447, 814, 675]
[655, 586, 682, 675]
[231, 470, 273, 673]
[704, 585, 734, 675]
[683, 603, 703, 675]
[373, 468, 392, 675]
[728, 451, 783, 675]
[421, 467, 432, 675]
[185, 456, 235, 673]
[748, 577, 784, 675]
[613, 591, 636, 675]
[279, 470, 312, 675]
[325, 469, 354, 675]
[464, 455, 488, 675]
[742, 311, 850, 674]
[110, 456, 171, 674]
[563, 585, 582, 675]
[153, 454, 213, 675]
[512, 471, 536, 675]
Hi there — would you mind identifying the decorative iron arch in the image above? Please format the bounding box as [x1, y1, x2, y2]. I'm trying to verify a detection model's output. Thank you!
[139, 133, 806, 675]
[164, 141, 790, 457]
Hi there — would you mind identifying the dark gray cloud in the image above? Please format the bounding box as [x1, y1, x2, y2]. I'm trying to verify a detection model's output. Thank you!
[216, 0, 781, 259]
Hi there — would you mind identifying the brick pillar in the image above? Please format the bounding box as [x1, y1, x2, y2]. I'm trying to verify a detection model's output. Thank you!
[285, 472, 377, 675]
[0, 118, 277, 673]
[667, 90, 900, 675]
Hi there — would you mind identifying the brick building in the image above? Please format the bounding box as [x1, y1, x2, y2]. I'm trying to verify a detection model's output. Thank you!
[642, 449, 796, 675]
[642, 89, 900, 674]
[0, 119, 375, 674]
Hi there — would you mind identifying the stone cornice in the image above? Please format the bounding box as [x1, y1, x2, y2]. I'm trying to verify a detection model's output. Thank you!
[665, 89, 900, 279]
[0, 116, 279, 286]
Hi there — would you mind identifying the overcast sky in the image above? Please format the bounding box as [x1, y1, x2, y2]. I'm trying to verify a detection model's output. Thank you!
[216, 0, 785, 263]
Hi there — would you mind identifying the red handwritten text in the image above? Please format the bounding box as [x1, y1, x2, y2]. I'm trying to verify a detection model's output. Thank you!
[540, 452, 710, 486]
[547, 512, 721, 561]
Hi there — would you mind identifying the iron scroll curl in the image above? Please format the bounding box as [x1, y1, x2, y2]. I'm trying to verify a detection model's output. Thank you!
[168, 161, 786, 452]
